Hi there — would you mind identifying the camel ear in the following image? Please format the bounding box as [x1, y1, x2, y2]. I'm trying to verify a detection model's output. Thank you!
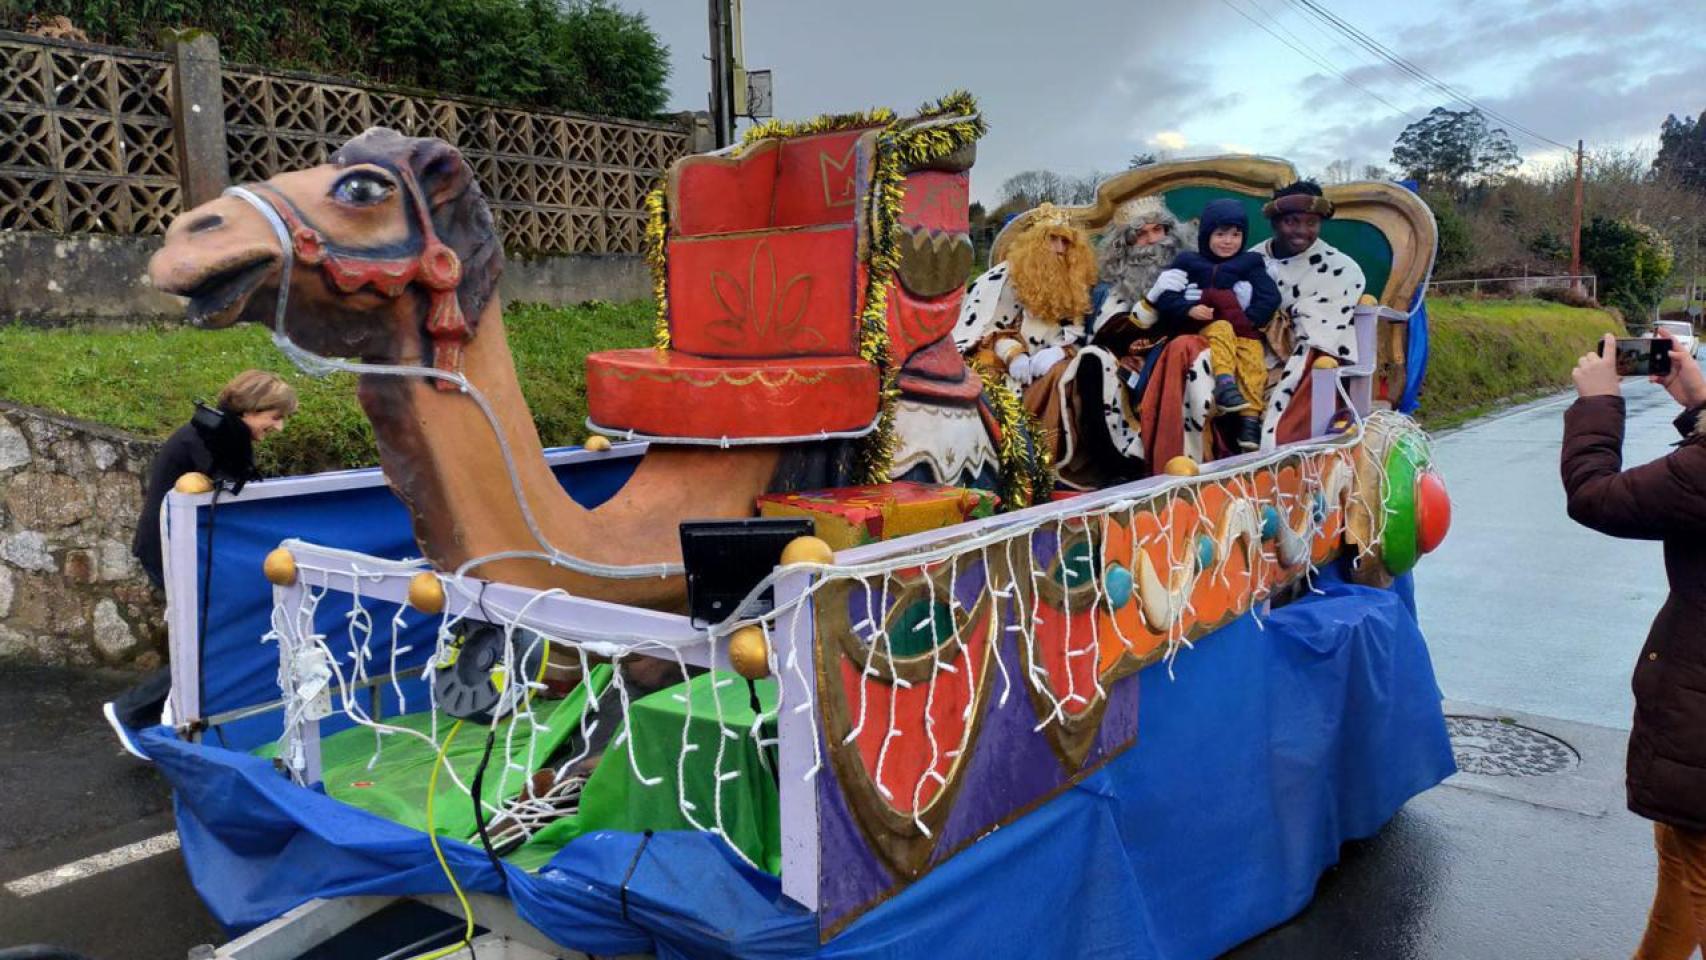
[409, 139, 473, 210]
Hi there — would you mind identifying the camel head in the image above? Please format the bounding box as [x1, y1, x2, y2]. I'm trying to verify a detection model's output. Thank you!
[149, 128, 504, 377]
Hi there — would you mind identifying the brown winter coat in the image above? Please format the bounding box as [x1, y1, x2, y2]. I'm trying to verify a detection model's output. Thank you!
[1561, 394, 1706, 832]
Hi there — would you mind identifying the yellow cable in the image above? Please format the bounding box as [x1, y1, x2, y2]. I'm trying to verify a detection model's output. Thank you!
[411, 719, 475, 960]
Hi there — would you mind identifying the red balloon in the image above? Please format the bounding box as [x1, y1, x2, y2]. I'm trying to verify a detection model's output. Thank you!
[1416, 470, 1451, 554]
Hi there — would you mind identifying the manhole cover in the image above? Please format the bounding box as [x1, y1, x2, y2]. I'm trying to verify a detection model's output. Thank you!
[1446, 715, 1579, 777]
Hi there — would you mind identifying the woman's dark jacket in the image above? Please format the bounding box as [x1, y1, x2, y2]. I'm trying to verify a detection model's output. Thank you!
[1561, 394, 1706, 831]
[131, 406, 257, 588]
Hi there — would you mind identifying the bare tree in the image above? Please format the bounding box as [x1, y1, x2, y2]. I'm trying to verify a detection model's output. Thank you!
[999, 169, 1067, 208]
[1321, 159, 1358, 184]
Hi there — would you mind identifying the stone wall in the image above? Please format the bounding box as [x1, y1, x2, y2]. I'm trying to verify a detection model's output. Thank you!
[0, 401, 163, 669]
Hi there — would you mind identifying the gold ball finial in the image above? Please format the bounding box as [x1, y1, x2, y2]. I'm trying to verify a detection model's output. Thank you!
[1312, 356, 1340, 370]
[728, 625, 771, 680]
[780, 535, 834, 566]
[174, 472, 214, 494]
[262, 547, 298, 586]
[583, 435, 612, 453]
[1357, 294, 1379, 306]
[408, 572, 446, 614]
[1162, 455, 1200, 477]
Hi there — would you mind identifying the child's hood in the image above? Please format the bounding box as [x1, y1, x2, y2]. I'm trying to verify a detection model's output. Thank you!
[1197, 198, 1249, 259]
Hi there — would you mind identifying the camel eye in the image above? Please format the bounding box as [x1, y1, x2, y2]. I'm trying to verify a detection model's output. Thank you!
[333, 173, 394, 207]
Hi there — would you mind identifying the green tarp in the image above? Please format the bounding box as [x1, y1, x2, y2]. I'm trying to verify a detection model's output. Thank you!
[260, 667, 782, 874]
[512, 672, 780, 873]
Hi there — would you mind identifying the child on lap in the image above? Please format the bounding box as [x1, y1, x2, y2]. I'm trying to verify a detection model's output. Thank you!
[1153, 199, 1281, 451]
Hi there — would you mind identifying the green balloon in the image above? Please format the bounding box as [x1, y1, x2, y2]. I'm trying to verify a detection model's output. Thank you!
[1381, 434, 1426, 575]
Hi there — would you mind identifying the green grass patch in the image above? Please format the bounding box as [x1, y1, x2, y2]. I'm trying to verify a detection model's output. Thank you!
[1420, 296, 1627, 430]
[0, 300, 654, 476]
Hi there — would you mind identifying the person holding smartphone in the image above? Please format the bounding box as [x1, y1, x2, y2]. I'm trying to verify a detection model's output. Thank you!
[1564, 331, 1706, 958]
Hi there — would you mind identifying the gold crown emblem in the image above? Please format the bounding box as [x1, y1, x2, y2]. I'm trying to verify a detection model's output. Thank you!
[1030, 202, 1076, 230]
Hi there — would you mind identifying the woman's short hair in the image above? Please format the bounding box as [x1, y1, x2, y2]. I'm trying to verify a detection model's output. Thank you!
[217, 370, 298, 417]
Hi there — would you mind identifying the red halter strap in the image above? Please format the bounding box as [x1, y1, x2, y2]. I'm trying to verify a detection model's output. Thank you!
[254, 168, 469, 391]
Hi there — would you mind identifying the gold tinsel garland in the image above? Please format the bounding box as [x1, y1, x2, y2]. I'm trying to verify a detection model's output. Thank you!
[643, 186, 670, 350]
[978, 368, 1054, 510]
[850, 91, 988, 485]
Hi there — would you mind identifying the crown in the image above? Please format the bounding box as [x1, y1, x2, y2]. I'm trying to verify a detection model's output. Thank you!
[1109, 195, 1172, 229]
[1030, 202, 1075, 229]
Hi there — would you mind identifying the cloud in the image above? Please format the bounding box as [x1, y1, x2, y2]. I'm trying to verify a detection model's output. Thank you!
[1150, 131, 1190, 151]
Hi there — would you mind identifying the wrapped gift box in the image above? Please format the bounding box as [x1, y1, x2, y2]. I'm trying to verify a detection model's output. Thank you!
[756, 482, 999, 550]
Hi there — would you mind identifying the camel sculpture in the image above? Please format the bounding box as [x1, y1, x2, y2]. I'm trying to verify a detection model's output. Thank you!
[152, 124, 1030, 611]
[150, 129, 792, 609]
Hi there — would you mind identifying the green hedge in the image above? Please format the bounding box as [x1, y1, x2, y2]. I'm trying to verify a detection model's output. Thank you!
[1420, 297, 1628, 429]
[8, 0, 670, 119]
[0, 300, 653, 475]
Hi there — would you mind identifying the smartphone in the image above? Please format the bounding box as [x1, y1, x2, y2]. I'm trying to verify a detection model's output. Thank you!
[1597, 337, 1672, 377]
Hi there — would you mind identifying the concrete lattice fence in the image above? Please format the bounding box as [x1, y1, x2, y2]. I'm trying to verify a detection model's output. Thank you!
[0, 28, 699, 253]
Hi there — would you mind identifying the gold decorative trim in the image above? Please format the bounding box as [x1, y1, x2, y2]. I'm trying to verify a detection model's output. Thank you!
[588, 365, 847, 389]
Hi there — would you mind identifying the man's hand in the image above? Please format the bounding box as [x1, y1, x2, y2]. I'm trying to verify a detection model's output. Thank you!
[1572, 333, 1622, 398]
[1030, 345, 1068, 378]
[1188, 305, 1214, 322]
[1147, 269, 1189, 301]
[1649, 328, 1706, 408]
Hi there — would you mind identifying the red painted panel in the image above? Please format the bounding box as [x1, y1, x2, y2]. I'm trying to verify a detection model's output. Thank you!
[887, 288, 965, 362]
[585, 350, 879, 439]
[771, 130, 871, 229]
[668, 226, 860, 358]
[670, 146, 779, 237]
[898, 170, 970, 233]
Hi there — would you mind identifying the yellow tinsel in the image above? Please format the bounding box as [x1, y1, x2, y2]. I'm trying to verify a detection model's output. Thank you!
[978, 369, 1054, 510]
[643, 186, 670, 351]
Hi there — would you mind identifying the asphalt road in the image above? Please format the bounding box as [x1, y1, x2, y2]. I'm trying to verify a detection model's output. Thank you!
[0, 666, 224, 958]
[1415, 373, 1692, 730]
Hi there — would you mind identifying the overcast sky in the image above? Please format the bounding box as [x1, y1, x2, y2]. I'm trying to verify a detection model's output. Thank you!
[622, 0, 1706, 204]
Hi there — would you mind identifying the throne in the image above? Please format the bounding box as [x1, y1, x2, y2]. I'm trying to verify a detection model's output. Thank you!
[585, 128, 890, 442]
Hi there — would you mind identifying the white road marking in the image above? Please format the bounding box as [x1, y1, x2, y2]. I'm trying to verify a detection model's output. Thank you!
[3, 832, 180, 897]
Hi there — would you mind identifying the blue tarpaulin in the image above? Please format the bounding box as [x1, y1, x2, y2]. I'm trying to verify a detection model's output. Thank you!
[144, 566, 1453, 960]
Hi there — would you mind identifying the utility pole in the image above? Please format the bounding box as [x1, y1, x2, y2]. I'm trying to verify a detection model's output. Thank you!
[1570, 139, 1584, 293]
[706, 0, 734, 148]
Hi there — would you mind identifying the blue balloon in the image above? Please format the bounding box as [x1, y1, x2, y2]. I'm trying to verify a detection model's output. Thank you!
[1104, 564, 1134, 610]
[1261, 505, 1281, 540]
[1197, 534, 1215, 570]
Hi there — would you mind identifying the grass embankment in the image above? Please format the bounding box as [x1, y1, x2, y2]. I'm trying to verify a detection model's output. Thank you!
[0, 295, 1632, 471]
[0, 300, 655, 476]
[1421, 296, 1628, 430]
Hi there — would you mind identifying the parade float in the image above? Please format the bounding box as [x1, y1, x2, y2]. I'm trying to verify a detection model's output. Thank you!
[129, 92, 1456, 959]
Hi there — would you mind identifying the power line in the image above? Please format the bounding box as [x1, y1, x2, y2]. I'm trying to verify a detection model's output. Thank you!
[1213, 0, 1421, 124]
[1283, 0, 1574, 152]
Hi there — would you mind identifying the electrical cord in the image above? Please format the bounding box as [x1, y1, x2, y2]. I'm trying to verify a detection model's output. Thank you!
[196, 485, 221, 739]
[468, 725, 510, 897]
[413, 720, 478, 960]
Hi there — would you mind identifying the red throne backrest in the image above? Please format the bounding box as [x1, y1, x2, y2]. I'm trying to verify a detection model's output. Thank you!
[664, 128, 881, 359]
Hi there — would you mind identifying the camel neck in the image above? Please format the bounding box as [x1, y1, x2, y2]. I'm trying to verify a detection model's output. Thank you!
[357, 298, 567, 576]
